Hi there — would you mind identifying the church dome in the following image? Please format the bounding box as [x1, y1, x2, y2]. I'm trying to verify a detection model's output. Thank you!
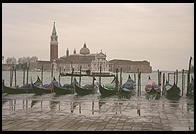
[80, 43, 90, 55]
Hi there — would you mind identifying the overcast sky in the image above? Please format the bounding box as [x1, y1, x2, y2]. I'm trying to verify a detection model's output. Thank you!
[2, 3, 194, 71]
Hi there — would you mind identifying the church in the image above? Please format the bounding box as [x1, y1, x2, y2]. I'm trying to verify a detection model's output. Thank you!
[36, 22, 110, 73]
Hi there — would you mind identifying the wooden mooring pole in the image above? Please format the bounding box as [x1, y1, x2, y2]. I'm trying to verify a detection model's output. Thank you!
[162, 73, 165, 96]
[23, 67, 25, 86]
[14, 66, 16, 87]
[139, 72, 141, 96]
[168, 73, 170, 83]
[79, 66, 82, 86]
[182, 69, 185, 96]
[115, 68, 119, 91]
[134, 73, 136, 83]
[59, 67, 61, 86]
[186, 57, 192, 96]
[173, 72, 175, 85]
[41, 65, 43, 83]
[10, 66, 14, 87]
[71, 67, 74, 86]
[176, 69, 178, 86]
[120, 68, 122, 88]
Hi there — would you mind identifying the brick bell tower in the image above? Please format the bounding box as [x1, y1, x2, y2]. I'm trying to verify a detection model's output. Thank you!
[50, 22, 58, 61]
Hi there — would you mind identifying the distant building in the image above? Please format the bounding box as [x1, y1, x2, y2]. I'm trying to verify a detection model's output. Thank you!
[57, 43, 109, 72]
[109, 59, 152, 73]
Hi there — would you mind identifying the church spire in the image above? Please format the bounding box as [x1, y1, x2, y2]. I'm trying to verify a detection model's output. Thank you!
[52, 21, 56, 35]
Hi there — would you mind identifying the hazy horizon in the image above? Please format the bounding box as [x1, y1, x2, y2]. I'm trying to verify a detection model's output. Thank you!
[2, 3, 194, 71]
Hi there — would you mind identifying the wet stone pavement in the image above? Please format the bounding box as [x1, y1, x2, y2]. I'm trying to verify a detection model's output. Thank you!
[2, 94, 194, 131]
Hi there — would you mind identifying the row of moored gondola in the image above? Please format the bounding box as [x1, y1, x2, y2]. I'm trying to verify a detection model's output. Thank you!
[2, 75, 194, 99]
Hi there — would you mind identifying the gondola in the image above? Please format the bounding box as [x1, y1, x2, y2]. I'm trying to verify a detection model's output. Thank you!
[119, 75, 136, 95]
[2, 76, 42, 94]
[145, 77, 161, 94]
[74, 78, 98, 96]
[32, 78, 54, 95]
[164, 81, 181, 100]
[99, 77, 118, 97]
[53, 82, 73, 95]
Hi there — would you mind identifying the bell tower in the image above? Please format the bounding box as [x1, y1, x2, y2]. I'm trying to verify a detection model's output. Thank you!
[50, 22, 58, 61]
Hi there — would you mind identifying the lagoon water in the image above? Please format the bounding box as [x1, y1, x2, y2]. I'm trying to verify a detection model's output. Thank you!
[2, 71, 194, 131]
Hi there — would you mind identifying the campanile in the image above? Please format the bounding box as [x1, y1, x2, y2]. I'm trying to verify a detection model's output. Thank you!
[50, 22, 58, 61]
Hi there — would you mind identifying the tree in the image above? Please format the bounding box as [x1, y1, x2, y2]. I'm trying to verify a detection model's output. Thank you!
[30, 56, 38, 63]
[6, 57, 17, 64]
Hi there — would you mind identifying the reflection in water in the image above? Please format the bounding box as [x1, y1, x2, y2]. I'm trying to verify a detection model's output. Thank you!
[98, 101, 106, 110]
[92, 101, 94, 115]
[79, 102, 81, 114]
[49, 101, 60, 111]
[145, 93, 161, 100]
[137, 100, 141, 116]
[2, 99, 8, 106]
[70, 101, 79, 113]
[26, 100, 28, 110]
[31, 100, 40, 108]
[2, 96, 194, 131]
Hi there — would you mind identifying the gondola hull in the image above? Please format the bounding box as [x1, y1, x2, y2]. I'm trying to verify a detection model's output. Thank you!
[3, 85, 34, 94]
[32, 84, 53, 95]
[53, 84, 73, 95]
[99, 85, 117, 97]
[75, 84, 95, 96]
[119, 87, 136, 95]
[166, 85, 181, 99]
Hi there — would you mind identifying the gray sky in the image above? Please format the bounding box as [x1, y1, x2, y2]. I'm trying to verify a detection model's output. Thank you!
[2, 3, 194, 71]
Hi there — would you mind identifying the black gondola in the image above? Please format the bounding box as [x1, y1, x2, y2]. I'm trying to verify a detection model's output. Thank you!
[99, 84, 117, 97]
[74, 84, 96, 96]
[53, 84, 73, 95]
[2, 76, 42, 94]
[32, 84, 53, 95]
[164, 81, 181, 100]
[74, 78, 98, 96]
[99, 77, 117, 97]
